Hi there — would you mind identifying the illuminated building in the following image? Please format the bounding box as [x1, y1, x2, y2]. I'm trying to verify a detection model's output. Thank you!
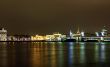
[60, 35, 66, 41]
[46, 33, 66, 41]
[73, 28, 81, 37]
[72, 28, 82, 41]
[45, 35, 55, 41]
[31, 35, 45, 41]
[0, 28, 7, 41]
[2, 26, 110, 42]
[53, 32, 62, 41]
[31, 33, 66, 41]
[53, 32, 66, 41]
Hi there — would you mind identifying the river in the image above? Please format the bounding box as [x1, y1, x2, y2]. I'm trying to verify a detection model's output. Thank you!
[0, 42, 110, 67]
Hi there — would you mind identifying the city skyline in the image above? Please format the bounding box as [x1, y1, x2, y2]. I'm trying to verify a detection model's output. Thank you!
[0, 27, 109, 42]
[3, 26, 109, 35]
[0, 0, 110, 67]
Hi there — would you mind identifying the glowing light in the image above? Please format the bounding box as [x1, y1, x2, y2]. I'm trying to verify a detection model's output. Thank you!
[31, 35, 45, 41]
[80, 44, 85, 49]
[68, 42, 74, 49]
[0, 28, 7, 41]
[100, 44, 106, 62]
[101, 37, 104, 41]
[95, 32, 99, 37]
[101, 32, 105, 36]
[46, 35, 54, 41]
[81, 32, 85, 37]
[80, 44, 85, 63]
[69, 30, 73, 38]
[94, 44, 99, 62]
[101, 44, 105, 51]
[68, 43, 74, 65]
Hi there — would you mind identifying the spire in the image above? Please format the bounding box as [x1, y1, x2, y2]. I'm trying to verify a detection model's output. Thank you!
[77, 27, 80, 34]
[69, 30, 73, 36]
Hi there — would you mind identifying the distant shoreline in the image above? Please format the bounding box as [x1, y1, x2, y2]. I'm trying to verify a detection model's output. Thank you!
[0, 41, 110, 42]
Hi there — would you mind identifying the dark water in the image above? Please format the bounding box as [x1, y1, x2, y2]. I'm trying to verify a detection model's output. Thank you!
[0, 42, 110, 67]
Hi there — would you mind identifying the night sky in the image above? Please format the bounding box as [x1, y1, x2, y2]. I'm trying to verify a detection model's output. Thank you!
[0, 0, 110, 35]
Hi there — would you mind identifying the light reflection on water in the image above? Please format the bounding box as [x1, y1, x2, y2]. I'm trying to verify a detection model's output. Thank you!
[0, 43, 8, 67]
[68, 42, 74, 67]
[80, 43, 86, 64]
[95, 44, 99, 62]
[94, 42, 106, 63]
[0, 42, 110, 67]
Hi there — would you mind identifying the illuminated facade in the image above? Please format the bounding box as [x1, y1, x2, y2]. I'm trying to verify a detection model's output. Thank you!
[45, 33, 66, 41]
[1, 26, 110, 42]
[31, 33, 66, 41]
[0, 28, 7, 41]
[45, 35, 54, 41]
[53, 33, 62, 41]
[68, 28, 85, 41]
[73, 28, 81, 37]
[31, 35, 45, 41]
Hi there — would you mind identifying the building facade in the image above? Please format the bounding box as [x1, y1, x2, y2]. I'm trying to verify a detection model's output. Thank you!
[0, 28, 7, 41]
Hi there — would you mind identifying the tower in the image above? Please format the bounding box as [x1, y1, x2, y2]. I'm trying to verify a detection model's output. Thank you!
[101, 26, 107, 36]
[0, 28, 7, 41]
[76, 27, 81, 36]
[69, 30, 73, 37]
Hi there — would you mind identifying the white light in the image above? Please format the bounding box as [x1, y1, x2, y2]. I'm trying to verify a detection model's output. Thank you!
[101, 37, 104, 40]
[81, 32, 84, 37]
[95, 32, 99, 37]
[101, 32, 105, 36]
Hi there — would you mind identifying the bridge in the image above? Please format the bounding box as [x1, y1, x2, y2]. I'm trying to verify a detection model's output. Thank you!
[81, 37, 110, 42]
